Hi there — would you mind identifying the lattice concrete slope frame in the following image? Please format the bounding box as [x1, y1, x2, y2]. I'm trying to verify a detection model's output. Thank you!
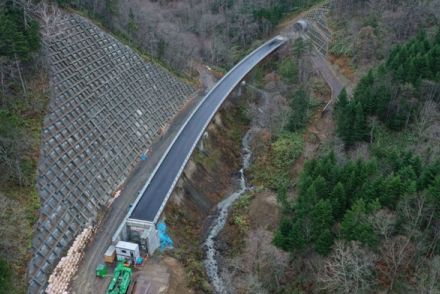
[304, 5, 332, 55]
[28, 14, 194, 293]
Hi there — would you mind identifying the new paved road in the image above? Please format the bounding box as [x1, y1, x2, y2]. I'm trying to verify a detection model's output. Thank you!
[130, 36, 286, 222]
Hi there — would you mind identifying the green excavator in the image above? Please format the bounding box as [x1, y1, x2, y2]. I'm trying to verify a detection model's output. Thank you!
[106, 263, 132, 294]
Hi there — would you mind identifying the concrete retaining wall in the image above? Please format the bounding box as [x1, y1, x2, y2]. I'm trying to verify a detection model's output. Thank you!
[28, 14, 194, 293]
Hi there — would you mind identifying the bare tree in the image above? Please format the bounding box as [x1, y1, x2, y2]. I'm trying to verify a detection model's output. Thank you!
[36, 2, 69, 42]
[319, 241, 377, 293]
[354, 26, 379, 66]
[376, 235, 416, 291]
[415, 100, 440, 153]
[369, 209, 396, 241]
[413, 256, 440, 293]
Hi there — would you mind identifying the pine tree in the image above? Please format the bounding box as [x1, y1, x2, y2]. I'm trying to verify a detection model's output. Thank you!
[387, 45, 401, 68]
[428, 46, 440, 77]
[435, 28, 440, 45]
[405, 58, 417, 83]
[397, 166, 417, 185]
[330, 182, 346, 220]
[381, 175, 403, 208]
[428, 175, 440, 217]
[358, 181, 377, 203]
[290, 221, 306, 251]
[395, 64, 406, 81]
[341, 199, 378, 247]
[419, 160, 440, 190]
[338, 103, 356, 146]
[298, 175, 314, 199]
[315, 228, 334, 255]
[0, 258, 12, 290]
[375, 82, 391, 121]
[341, 161, 356, 197]
[273, 218, 293, 250]
[335, 88, 349, 119]
[303, 183, 318, 208]
[353, 102, 367, 142]
[353, 159, 369, 188]
[287, 89, 308, 131]
[314, 176, 328, 200]
[311, 199, 334, 240]
[0, 4, 40, 61]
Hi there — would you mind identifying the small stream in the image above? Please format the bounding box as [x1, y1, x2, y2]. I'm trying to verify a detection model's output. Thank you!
[203, 130, 253, 294]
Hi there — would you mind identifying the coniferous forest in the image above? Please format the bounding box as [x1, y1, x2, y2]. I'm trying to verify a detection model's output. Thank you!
[273, 27, 440, 292]
[335, 30, 440, 145]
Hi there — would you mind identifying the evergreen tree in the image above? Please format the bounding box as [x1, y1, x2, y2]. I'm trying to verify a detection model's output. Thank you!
[428, 175, 440, 217]
[381, 175, 403, 208]
[313, 176, 328, 200]
[435, 28, 440, 45]
[387, 45, 401, 69]
[330, 182, 346, 219]
[0, 4, 39, 61]
[396, 64, 406, 81]
[0, 258, 12, 290]
[335, 88, 348, 117]
[397, 166, 417, 185]
[287, 89, 308, 131]
[311, 199, 334, 240]
[315, 228, 334, 255]
[418, 160, 440, 190]
[299, 183, 318, 212]
[406, 58, 418, 83]
[358, 181, 377, 204]
[273, 218, 293, 250]
[338, 103, 356, 146]
[341, 199, 378, 247]
[428, 46, 440, 77]
[290, 220, 306, 251]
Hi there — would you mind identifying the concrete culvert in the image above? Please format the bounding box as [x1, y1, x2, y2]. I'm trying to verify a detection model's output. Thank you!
[293, 19, 308, 32]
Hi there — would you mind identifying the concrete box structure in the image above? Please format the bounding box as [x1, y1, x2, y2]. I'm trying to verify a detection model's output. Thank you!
[142, 225, 160, 255]
[125, 219, 160, 255]
[115, 241, 140, 262]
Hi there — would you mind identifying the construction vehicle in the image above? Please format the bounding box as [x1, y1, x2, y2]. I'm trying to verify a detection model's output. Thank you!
[106, 263, 132, 294]
[96, 264, 108, 278]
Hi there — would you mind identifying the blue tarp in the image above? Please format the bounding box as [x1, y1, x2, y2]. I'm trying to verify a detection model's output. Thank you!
[157, 220, 174, 252]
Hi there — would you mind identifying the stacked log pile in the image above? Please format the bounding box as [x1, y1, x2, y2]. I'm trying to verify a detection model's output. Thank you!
[45, 226, 94, 294]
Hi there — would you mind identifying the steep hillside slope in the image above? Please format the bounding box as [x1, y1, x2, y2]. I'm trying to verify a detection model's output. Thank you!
[28, 13, 195, 293]
[62, 0, 321, 71]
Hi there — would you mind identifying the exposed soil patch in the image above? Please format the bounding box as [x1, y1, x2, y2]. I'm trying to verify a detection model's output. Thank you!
[249, 191, 279, 231]
[163, 256, 194, 294]
[328, 53, 356, 82]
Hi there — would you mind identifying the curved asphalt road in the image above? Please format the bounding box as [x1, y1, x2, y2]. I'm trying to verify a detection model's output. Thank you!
[130, 36, 286, 222]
